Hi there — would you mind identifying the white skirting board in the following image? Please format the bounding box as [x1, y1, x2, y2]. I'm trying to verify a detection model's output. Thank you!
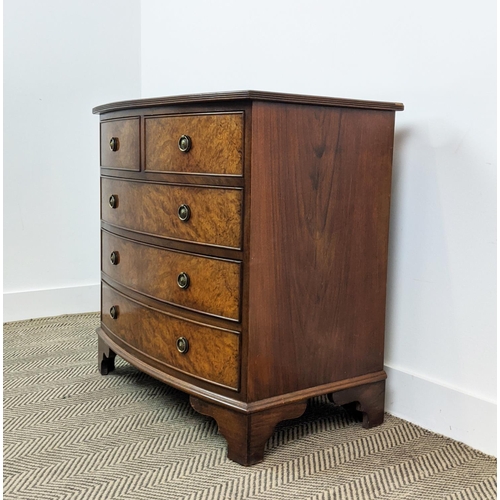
[385, 364, 496, 457]
[3, 284, 100, 323]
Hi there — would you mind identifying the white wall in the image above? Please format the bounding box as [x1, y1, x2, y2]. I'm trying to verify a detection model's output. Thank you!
[140, 0, 496, 455]
[4, 0, 142, 321]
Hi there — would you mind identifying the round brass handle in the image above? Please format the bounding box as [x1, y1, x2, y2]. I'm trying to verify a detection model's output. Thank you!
[177, 204, 191, 222]
[176, 337, 189, 354]
[178, 135, 192, 153]
[109, 305, 119, 319]
[177, 272, 190, 289]
[109, 137, 119, 152]
[110, 251, 119, 265]
[109, 194, 118, 209]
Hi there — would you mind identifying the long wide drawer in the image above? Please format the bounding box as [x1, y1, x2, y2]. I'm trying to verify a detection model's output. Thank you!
[101, 282, 240, 390]
[145, 113, 243, 175]
[101, 178, 243, 249]
[102, 231, 241, 320]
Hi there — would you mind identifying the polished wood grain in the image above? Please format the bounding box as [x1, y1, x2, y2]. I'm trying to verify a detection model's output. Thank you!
[101, 282, 240, 390]
[93, 90, 404, 114]
[101, 178, 243, 249]
[98, 325, 245, 403]
[145, 113, 243, 175]
[190, 396, 307, 465]
[100, 118, 140, 170]
[101, 230, 241, 320]
[246, 102, 395, 401]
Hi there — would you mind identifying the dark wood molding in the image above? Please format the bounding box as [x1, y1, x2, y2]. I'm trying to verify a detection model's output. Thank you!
[93, 90, 404, 115]
[245, 371, 387, 412]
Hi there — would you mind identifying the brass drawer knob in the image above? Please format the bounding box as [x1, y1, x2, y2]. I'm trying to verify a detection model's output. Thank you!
[177, 272, 190, 289]
[110, 251, 120, 265]
[178, 135, 192, 153]
[108, 194, 118, 209]
[109, 137, 119, 152]
[109, 305, 119, 319]
[176, 337, 189, 354]
[177, 204, 191, 222]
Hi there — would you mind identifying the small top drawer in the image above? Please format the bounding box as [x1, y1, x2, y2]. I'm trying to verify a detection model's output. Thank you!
[145, 113, 243, 175]
[101, 117, 140, 170]
[101, 178, 243, 249]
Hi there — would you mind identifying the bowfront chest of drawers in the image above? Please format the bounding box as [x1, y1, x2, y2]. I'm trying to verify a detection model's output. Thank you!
[93, 91, 403, 465]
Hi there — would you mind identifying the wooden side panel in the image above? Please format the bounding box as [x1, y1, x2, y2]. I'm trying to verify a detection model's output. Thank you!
[145, 113, 243, 175]
[102, 231, 241, 320]
[247, 102, 396, 401]
[101, 178, 243, 249]
[101, 282, 240, 390]
[100, 118, 140, 170]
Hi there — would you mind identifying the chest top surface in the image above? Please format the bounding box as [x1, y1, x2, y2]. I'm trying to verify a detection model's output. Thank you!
[93, 89, 404, 115]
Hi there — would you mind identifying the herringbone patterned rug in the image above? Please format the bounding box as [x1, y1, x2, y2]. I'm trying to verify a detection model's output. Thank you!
[3, 313, 497, 500]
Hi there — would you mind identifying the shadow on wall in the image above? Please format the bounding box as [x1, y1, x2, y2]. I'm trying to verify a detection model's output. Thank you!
[384, 123, 454, 373]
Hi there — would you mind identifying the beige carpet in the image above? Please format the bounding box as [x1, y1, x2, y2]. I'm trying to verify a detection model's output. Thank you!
[3, 313, 497, 500]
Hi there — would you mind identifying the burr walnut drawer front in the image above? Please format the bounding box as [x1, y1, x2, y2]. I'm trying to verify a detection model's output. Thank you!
[100, 118, 140, 170]
[101, 178, 243, 249]
[101, 282, 240, 390]
[101, 231, 241, 321]
[145, 113, 244, 175]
